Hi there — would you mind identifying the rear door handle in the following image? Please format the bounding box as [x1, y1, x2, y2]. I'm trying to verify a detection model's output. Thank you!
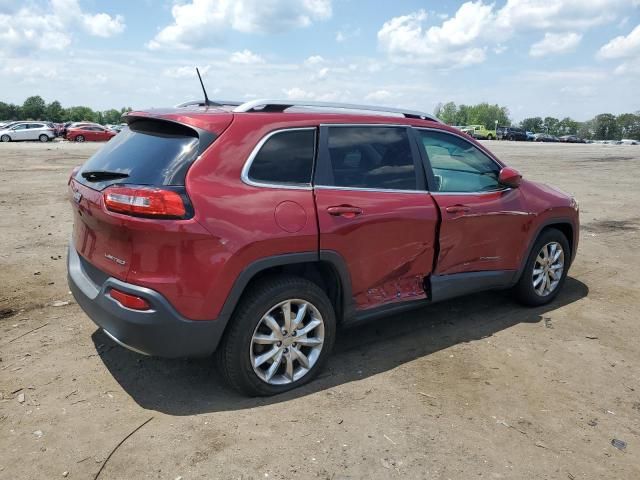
[445, 205, 471, 213]
[327, 205, 363, 218]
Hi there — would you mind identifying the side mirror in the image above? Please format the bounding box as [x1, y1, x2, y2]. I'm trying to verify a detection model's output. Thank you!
[499, 167, 522, 188]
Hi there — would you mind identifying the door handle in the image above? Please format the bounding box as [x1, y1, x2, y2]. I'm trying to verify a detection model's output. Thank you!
[327, 205, 363, 218]
[445, 205, 471, 213]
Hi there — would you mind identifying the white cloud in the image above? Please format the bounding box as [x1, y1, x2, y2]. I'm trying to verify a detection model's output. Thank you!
[163, 65, 210, 78]
[378, 0, 638, 68]
[0, 0, 124, 55]
[81, 12, 125, 37]
[149, 0, 332, 50]
[598, 24, 640, 58]
[377, 4, 493, 68]
[529, 32, 582, 57]
[229, 49, 265, 64]
[495, 0, 631, 32]
[304, 55, 325, 67]
[364, 90, 392, 102]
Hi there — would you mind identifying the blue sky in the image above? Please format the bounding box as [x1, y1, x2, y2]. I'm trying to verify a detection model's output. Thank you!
[1, 0, 639, 121]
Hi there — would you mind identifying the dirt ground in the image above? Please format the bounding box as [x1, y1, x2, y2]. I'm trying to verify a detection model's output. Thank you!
[1, 139, 639, 479]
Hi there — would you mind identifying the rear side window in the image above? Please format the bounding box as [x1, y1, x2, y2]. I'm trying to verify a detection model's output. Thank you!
[247, 129, 315, 185]
[322, 126, 417, 191]
[76, 120, 203, 190]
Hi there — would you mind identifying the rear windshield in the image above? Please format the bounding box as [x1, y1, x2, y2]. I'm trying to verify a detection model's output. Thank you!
[75, 119, 204, 190]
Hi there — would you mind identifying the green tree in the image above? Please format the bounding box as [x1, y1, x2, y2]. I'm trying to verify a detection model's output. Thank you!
[434, 101, 458, 125]
[21, 95, 46, 119]
[616, 113, 640, 140]
[577, 120, 594, 140]
[0, 102, 21, 120]
[65, 106, 97, 123]
[45, 101, 65, 122]
[520, 117, 544, 132]
[558, 117, 579, 136]
[102, 109, 123, 124]
[543, 117, 560, 136]
[593, 113, 620, 140]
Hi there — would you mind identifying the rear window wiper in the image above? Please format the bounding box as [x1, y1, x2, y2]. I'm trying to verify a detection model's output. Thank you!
[81, 170, 130, 182]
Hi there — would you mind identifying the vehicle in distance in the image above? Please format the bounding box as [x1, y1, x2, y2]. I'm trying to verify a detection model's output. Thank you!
[461, 124, 496, 140]
[0, 122, 56, 142]
[497, 126, 528, 141]
[534, 133, 559, 142]
[558, 135, 586, 143]
[67, 99, 580, 396]
[66, 125, 117, 142]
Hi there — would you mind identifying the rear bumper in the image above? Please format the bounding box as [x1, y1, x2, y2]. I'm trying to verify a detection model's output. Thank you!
[67, 243, 227, 358]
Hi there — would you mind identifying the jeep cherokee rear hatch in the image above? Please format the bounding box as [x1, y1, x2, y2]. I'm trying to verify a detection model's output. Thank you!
[69, 114, 230, 286]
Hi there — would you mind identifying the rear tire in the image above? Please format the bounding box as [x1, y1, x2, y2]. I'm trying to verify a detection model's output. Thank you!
[0, 135, 10, 142]
[75, 135, 85, 142]
[217, 275, 336, 396]
[39, 134, 49, 142]
[514, 228, 570, 306]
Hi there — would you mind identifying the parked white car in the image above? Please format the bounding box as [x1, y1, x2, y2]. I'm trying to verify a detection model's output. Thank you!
[0, 122, 56, 142]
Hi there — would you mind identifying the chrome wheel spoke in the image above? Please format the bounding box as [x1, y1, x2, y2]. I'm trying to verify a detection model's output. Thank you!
[296, 318, 322, 337]
[284, 352, 295, 381]
[265, 350, 284, 381]
[253, 334, 280, 345]
[263, 314, 282, 338]
[292, 347, 310, 369]
[281, 301, 292, 332]
[295, 336, 323, 347]
[291, 303, 307, 331]
[254, 346, 280, 368]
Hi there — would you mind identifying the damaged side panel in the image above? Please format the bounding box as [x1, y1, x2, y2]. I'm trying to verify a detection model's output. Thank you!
[314, 188, 439, 311]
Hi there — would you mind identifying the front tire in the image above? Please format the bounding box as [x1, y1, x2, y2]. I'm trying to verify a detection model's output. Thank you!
[514, 228, 570, 306]
[217, 275, 336, 396]
[0, 135, 10, 142]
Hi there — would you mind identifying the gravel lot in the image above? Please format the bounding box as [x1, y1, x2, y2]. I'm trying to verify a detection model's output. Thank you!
[1, 140, 639, 479]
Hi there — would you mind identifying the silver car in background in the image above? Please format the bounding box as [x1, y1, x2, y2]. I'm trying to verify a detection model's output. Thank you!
[0, 122, 56, 142]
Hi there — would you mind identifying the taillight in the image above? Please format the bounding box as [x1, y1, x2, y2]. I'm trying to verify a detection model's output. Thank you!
[109, 288, 151, 310]
[69, 166, 81, 184]
[103, 186, 187, 218]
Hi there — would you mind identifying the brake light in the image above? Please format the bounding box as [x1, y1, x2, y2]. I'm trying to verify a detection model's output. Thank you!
[103, 186, 186, 218]
[109, 288, 151, 310]
[69, 165, 81, 184]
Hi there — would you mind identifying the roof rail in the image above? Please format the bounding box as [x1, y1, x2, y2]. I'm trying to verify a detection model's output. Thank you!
[232, 99, 442, 122]
[175, 99, 243, 108]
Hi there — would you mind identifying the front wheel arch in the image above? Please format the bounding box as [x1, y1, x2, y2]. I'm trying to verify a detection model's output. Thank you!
[515, 221, 575, 284]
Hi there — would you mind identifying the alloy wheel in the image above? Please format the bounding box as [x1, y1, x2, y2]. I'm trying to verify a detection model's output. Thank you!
[250, 299, 325, 385]
[532, 241, 565, 296]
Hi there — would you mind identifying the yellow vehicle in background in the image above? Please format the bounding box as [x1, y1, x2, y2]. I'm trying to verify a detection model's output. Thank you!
[461, 124, 496, 140]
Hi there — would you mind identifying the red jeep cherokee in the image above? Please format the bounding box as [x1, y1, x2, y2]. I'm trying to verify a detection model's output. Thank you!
[67, 100, 579, 396]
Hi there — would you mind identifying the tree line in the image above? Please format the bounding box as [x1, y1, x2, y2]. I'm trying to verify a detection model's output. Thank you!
[0, 95, 132, 125]
[434, 101, 640, 141]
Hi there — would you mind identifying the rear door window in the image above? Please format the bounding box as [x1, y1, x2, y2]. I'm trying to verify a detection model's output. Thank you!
[75, 119, 207, 190]
[319, 126, 419, 191]
[246, 129, 315, 186]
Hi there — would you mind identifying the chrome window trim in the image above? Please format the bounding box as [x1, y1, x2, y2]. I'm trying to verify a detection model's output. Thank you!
[320, 123, 409, 128]
[412, 126, 509, 195]
[314, 185, 429, 195]
[241, 127, 316, 191]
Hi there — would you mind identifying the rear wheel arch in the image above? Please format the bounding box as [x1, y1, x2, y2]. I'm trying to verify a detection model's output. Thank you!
[218, 251, 352, 329]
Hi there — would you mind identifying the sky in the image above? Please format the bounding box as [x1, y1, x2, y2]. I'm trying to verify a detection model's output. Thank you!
[1, 0, 639, 122]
